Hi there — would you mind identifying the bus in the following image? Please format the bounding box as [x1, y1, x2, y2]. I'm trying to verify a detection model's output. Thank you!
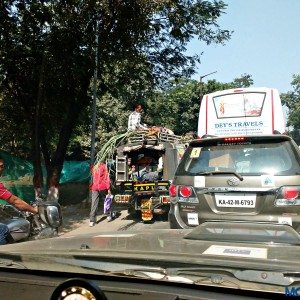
[198, 87, 286, 137]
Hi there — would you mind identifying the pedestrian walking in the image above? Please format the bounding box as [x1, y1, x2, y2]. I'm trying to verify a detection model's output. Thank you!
[89, 162, 111, 227]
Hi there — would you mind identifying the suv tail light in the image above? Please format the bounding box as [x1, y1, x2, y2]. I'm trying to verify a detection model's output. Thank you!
[275, 186, 300, 206]
[179, 186, 192, 198]
[282, 187, 299, 200]
[169, 185, 198, 205]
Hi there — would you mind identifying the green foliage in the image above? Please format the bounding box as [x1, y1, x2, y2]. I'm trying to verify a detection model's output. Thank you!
[0, 94, 32, 157]
[144, 74, 253, 134]
[0, 0, 231, 187]
[281, 75, 300, 135]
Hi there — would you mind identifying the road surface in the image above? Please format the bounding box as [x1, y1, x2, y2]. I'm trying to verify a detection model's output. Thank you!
[62, 207, 170, 238]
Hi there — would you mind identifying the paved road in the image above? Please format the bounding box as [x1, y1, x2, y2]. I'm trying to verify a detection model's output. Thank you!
[62, 209, 170, 238]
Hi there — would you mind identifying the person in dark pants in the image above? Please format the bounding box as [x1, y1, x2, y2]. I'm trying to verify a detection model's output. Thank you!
[0, 157, 38, 245]
[89, 162, 111, 227]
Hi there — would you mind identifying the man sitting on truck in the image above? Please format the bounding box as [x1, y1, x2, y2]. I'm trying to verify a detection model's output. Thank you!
[140, 156, 163, 181]
[128, 104, 171, 135]
[134, 156, 163, 181]
[128, 158, 138, 181]
[128, 104, 148, 131]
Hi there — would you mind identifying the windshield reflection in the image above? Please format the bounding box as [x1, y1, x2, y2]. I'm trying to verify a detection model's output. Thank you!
[185, 222, 300, 245]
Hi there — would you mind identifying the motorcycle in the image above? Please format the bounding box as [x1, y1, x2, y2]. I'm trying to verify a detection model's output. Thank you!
[0, 198, 62, 243]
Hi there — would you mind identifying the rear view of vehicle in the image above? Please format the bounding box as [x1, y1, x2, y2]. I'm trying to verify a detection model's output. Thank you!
[169, 134, 300, 230]
[113, 130, 187, 222]
[198, 87, 286, 137]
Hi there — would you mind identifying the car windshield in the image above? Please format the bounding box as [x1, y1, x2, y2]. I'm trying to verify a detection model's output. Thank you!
[2, 1, 300, 299]
[185, 222, 300, 245]
[177, 140, 300, 176]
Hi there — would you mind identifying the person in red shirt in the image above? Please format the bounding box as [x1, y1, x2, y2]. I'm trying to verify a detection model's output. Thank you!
[0, 157, 38, 245]
[89, 162, 111, 227]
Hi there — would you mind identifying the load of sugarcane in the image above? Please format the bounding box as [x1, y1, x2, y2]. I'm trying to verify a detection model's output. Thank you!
[95, 131, 134, 164]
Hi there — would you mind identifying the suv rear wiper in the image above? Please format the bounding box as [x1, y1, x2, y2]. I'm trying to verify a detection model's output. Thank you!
[197, 171, 243, 181]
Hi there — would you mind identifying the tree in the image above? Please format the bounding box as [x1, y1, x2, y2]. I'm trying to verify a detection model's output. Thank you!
[0, 0, 231, 200]
[145, 74, 253, 134]
[281, 75, 300, 136]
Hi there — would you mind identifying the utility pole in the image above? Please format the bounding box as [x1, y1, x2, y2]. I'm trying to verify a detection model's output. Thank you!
[199, 71, 217, 104]
[90, 20, 99, 166]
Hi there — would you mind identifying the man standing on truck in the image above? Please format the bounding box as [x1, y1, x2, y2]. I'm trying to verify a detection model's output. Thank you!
[128, 104, 148, 131]
[128, 104, 173, 135]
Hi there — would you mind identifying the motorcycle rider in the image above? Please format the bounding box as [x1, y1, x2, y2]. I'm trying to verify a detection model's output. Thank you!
[0, 157, 38, 245]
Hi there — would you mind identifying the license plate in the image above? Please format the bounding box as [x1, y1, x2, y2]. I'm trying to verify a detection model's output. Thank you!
[215, 194, 256, 208]
[141, 199, 152, 209]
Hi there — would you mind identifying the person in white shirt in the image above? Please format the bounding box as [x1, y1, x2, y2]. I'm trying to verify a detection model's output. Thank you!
[128, 104, 148, 131]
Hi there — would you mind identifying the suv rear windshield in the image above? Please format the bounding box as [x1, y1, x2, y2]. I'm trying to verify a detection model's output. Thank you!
[176, 139, 300, 176]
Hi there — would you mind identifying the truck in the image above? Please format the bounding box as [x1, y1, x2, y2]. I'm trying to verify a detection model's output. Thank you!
[111, 130, 189, 222]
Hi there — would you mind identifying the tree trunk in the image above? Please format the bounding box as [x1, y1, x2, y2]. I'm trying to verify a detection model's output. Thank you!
[47, 97, 89, 201]
[32, 52, 45, 199]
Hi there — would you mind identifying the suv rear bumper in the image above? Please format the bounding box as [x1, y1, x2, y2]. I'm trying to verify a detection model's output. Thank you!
[169, 203, 300, 232]
[168, 204, 189, 229]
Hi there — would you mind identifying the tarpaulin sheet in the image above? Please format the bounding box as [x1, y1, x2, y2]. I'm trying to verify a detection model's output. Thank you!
[0, 150, 90, 203]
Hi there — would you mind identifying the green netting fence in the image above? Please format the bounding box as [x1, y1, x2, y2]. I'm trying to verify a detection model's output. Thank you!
[0, 150, 90, 204]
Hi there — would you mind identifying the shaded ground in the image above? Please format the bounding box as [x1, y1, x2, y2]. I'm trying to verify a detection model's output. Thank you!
[58, 183, 170, 235]
[59, 200, 169, 236]
[60, 201, 133, 234]
[59, 182, 89, 205]
[60, 201, 91, 234]
[55, 183, 167, 234]
[59, 201, 136, 237]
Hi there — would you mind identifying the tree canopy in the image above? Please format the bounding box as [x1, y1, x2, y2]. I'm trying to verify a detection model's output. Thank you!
[0, 0, 231, 198]
[281, 75, 300, 136]
[142, 74, 253, 135]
